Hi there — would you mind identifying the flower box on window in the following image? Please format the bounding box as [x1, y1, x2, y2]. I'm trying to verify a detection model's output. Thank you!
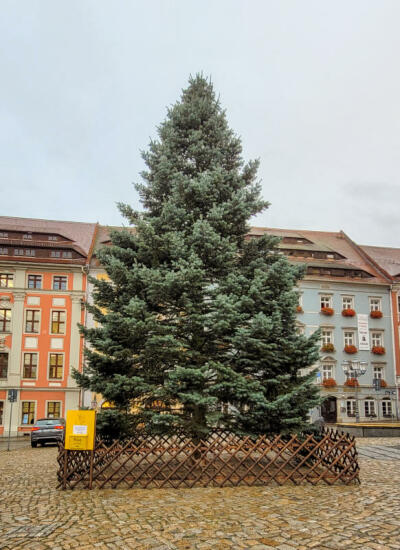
[372, 346, 385, 355]
[344, 378, 359, 387]
[380, 379, 388, 388]
[296, 305, 303, 313]
[322, 378, 337, 387]
[370, 310, 383, 319]
[321, 307, 334, 316]
[344, 345, 357, 354]
[342, 309, 356, 317]
[321, 343, 335, 353]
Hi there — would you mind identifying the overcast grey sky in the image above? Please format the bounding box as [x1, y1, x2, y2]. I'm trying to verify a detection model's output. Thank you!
[1, 1, 399, 246]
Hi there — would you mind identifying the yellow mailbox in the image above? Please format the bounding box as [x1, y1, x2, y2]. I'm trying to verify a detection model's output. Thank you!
[65, 410, 96, 450]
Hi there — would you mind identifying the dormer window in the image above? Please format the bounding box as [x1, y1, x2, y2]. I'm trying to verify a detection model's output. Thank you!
[50, 251, 61, 258]
[62, 251, 72, 258]
[48, 236, 58, 241]
[0, 232, 8, 238]
[23, 233, 33, 240]
[0, 248, 8, 255]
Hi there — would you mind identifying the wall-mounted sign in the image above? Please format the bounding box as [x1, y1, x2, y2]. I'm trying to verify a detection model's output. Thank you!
[357, 314, 370, 351]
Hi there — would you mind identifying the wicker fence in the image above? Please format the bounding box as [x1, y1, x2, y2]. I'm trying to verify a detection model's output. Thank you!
[57, 428, 359, 490]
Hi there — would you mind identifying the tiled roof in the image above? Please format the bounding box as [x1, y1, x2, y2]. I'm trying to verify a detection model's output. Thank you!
[361, 245, 400, 278]
[0, 216, 97, 256]
[250, 227, 390, 284]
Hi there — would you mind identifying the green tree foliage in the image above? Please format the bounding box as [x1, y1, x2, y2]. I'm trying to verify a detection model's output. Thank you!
[75, 75, 320, 441]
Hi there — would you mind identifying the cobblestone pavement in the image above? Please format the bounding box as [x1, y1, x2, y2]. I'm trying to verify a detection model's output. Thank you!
[1, 438, 400, 550]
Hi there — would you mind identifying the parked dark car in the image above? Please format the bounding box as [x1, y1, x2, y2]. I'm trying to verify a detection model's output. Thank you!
[31, 418, 65, 447]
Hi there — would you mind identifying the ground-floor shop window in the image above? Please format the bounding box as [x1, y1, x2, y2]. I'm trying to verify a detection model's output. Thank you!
[346, 399, 356, 417]
[364, 399, 376, 417]
[21, 401, 35, 425]
[382, 399, 392, 417]
[47, 401, 61, 418]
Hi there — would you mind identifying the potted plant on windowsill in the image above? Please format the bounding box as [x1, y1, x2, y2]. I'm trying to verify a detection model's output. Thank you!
[342, 308, 356, 317]
[344, 378, 359, 387]
[380, 379, 388, 388]
[372, 346, 385, 355]
[370, 310, 383, 319]
[322, 378, 337, 387]
[344, 345, 357, 354]
[296, 305, 303, 313]
[321, 307, 334, 316]
[321, 343, 335, 353]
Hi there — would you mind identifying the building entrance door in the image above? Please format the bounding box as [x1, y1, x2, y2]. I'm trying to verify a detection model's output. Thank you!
[321, 397, 337, 423]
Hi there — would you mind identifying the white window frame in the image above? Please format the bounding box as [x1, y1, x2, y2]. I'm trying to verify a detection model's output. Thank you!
[321, 364, 334, 380]
[343, 330, 356, 347]
[346, 399, 356, 417]
[369, 297, 382, 312]
[364, 400, 376, 417]
[342, 296, 354, 310]
[382, 400, 392, 417]
[373, 366, 384, 380]
[321, 329, 334, 346]
[371, 331, 384, 347]
[320, 295, 332, 309]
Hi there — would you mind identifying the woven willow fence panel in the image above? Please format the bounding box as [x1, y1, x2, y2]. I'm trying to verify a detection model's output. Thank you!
[57, 428, 359, 490]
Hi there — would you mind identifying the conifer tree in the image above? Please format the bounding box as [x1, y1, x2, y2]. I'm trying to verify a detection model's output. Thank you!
[75, 75, 320, 440]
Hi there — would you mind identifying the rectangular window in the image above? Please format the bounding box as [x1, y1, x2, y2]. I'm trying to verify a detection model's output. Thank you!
[48, 235, 57, 241]
[27, 275, 42, 289]
[53, 276, 67, 290]
[0, 232, 8, 238]
[14, 249, 24, 255]
[0, 274, 13, 288]
[344, 331, 355, 346]
[51, 311, 66, 334]
[342, 296, 354, 310]
[49, 354, 63, 379]
[369, 298, 381, 312]
[371, 332, 383, 347]
[322, 364, 333, 380]
[23, 233, 33, 240]
[0, 309, 11, 332]
[373, 366, 383, 380]
[47, 401, 61, 418]
[25, 310, 40, 333]
[0, 248, 8, 255]
[0, 401, 3, 424]
[382, 400, 392, 417]
[364, 400, 376, 417]
[0, 353, 8, 378]
[321, 330, 333, 345]
[25, 249, 35, 257]
[320, 295, 332, 309]
[50, 251, 61, 258]
[346, 400, 356, 417]
[21, 401, 35, 425]
[62, 251, 72, 258]
[23, 353, 38, 379]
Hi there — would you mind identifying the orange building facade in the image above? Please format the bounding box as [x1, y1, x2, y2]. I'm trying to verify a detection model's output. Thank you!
[0, 217, 97, 436]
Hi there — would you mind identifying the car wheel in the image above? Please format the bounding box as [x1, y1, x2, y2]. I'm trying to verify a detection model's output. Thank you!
[31, 442, 38, 448]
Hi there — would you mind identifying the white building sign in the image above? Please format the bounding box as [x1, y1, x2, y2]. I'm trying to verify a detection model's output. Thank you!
[357, 314, 370, 351]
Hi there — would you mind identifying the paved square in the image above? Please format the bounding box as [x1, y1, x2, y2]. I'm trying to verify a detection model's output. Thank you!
[1, 438, 400, 549]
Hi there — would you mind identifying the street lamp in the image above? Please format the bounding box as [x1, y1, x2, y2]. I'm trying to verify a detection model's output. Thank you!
[342, 360, 368, 422]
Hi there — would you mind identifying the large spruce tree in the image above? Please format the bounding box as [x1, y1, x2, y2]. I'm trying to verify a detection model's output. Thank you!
[76, 75, 320, 440]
